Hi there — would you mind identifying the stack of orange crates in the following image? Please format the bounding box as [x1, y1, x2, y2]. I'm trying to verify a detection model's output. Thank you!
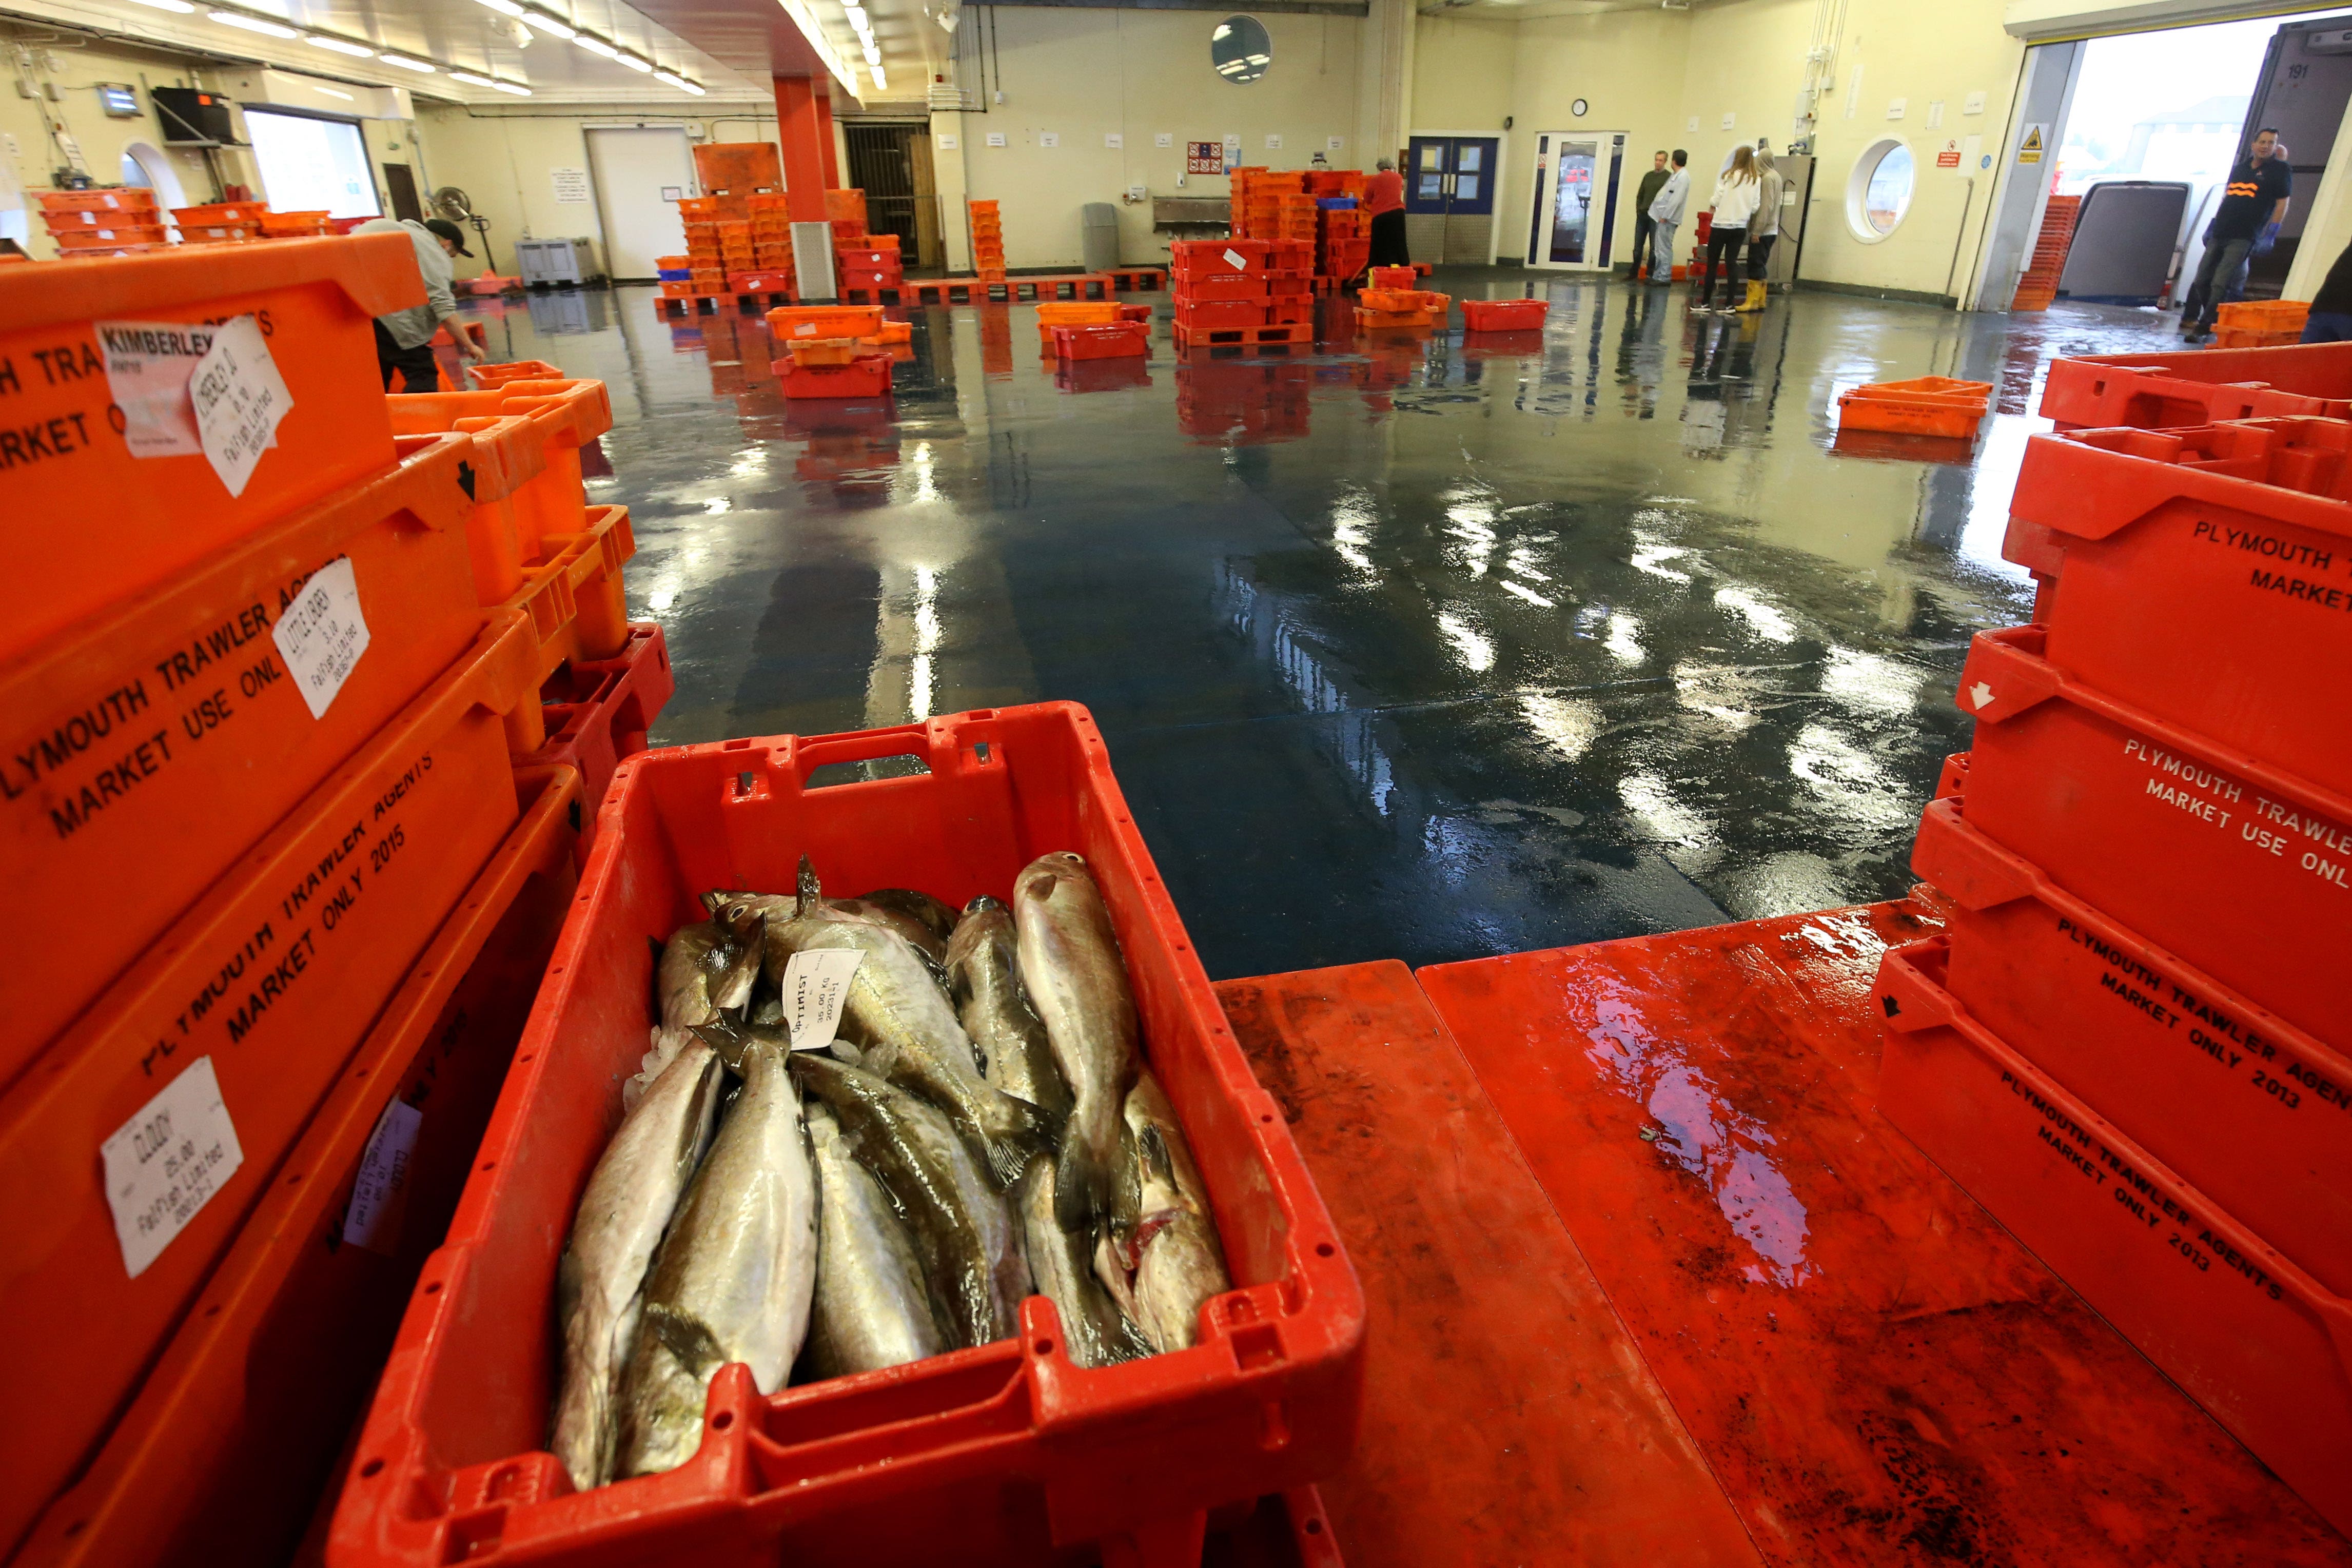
[170, 200, 268, 245]
[1307, 171, 1369, 287]
[746, 192, 797, 283]
[1873, 345, 2352, 1541]
[1169, 238, 1310, 349]
[766, 302, 896, 398]
[969, 198, 1006, 281]
[1226, 166, 1268, 238]
[827, 192, 901, 297]
[34, 187, 166, 254]
[0, 232, 666, 1568]
[2009, 194, 2081, 312]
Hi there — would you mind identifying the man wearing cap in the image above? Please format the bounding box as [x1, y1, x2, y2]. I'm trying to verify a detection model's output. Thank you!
[353, 214, 484, 391]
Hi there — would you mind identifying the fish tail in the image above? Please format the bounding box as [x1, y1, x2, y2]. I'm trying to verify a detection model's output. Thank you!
[1052, 1131, 1115, 1230]
[983, 1094, 1054, 1188]
[795, 853, 822, 919]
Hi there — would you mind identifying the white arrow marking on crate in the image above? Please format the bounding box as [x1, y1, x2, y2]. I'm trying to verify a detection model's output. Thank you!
[1968, 681, 1996, 710]
[102, 1056, 245, 1280]
[781, 950, 865, 1052]
[344, 1099, 424, 1255]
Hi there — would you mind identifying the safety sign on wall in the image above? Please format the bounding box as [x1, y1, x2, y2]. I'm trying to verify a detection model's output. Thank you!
[2017, 124, 2046, 164]
[1188, 140, 1223, 173]
[1935, 138, 1962, 169]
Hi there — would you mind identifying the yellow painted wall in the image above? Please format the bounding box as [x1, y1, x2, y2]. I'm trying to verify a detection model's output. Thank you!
[414, 104, 780, 278]
[952, 6, 1365, 269]
[1496, 10, 1692, 266]
[0, 23, 246, 259]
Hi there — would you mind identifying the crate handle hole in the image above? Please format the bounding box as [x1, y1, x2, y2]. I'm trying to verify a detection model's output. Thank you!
[807, 755, 931, 790]
[1035, 1338, 1054, 1355]
[424, 1281, 443, 1295]
[1315, 1242, 1334, 1258]
[712, 1410, 734, 1430]
[481, 1161, 498, 1172]
[360, 1458, 385, 1479]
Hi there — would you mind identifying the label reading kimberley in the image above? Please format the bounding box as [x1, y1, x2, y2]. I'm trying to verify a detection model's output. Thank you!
[96, 317, 219, 458]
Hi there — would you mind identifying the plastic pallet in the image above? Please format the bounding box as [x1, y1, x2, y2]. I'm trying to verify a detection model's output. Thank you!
[1874, 937, 2351, 1540]
[331, 705, 1364, 1568]
[1174, 320, 1311, 350]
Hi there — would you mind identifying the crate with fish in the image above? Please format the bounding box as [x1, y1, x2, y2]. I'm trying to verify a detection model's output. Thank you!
[334, 703, 1365, 1568]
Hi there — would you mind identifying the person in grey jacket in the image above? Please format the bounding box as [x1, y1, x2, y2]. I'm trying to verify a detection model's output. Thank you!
[1739, 144, 1784, 313]
[354, 215, 482, 391]
[1647, 150, 1689, 284]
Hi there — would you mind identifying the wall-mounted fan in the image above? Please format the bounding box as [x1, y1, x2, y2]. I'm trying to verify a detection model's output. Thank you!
[432, 184, 496, 271]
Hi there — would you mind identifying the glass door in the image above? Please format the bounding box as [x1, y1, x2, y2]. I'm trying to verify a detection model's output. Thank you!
[1405, 136, 1502, 217]
[1526, 131, 1626, 269]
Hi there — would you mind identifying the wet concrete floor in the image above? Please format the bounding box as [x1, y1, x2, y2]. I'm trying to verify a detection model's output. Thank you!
[459, 272, 2190, 981]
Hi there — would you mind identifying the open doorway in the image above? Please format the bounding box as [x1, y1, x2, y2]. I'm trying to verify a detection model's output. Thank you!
[1978, 9, 2352, 313]
[1526, 130, 1626, 270]
[842, 123, 941, 271]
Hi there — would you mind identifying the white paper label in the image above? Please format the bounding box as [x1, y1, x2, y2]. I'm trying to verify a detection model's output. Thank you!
[343, 1098, 423, 1255]
[1223, 247, 1248, 271]
[1040, 131, 1060, 148]
[794, 322, 817, 336]
[102, 1056, 244, 1279]
[987, 132, 1007, 147]
[938, 133, 958, 150]
[551, 166, 591, 203]
[1265, 133, 1281, 149]
[1155, 132, 1172, 148]
[272, 556, 371, 718]
[1326, 136, 1344, 151]
[189, 314, 294, 499]
[780, 949, 864, 1051]
[97, 317, 222, 458]
[1105, 132, 1122, 149]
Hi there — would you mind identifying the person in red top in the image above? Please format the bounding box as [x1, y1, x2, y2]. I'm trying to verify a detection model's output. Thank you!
[1365, 156, 1409, 269]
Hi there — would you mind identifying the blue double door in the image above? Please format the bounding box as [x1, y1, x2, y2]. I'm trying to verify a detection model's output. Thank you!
[1405, 134, 1501, 262]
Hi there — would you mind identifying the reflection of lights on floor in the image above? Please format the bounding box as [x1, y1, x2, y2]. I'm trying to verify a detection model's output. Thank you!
[1437, 610, 1495, 673]
[1819, 645, 1926, 718]
[1518, 691, 1601, 760]
[1619, 771, 1710, 846]
[1671, 662, 1762, 731]
[1604, 612, 1644, 665]
[1714, 585, 1797, 643]
[1331, 494, 1377, 576]
[702, 496, 731, 515]
[1501, 579, 1556, 607]
[1788, 720, 1909, 831]
[910, 564, 941, 719]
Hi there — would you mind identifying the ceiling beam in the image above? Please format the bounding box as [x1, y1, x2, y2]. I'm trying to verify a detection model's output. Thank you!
[977, 0, 1369, 13]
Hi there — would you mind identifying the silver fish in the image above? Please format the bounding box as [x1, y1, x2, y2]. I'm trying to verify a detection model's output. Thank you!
[721, 860, 1047, 1186]
[830, 888, 960, 971]
[1018, 1157, 1149, 1369]
[1102, 1072, 1230, 1354]
[791, 1052, 1030, 1348]
[803, 1102, 949, 1380]
[657, 905, 766, 1030]
[614, 1034, 818, 1479]
[550, 1040, 723, 1492]
[947, 896, 1072, 1131]
[1012, 852, 1140, 1230]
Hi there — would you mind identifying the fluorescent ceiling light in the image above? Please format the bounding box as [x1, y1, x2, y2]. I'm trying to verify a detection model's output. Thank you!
[490, 78, 532, 94]
[448, 68, 495, 84]
[125, 0, 198, 13]
[616, 51, 654, 71]
[520, 9, 576, 37]
[474, 0, 528, 14]
[654, 70, 705, 94]
[862, 42, 880, 63]
[305, 34, 375, 55]
[378, 52, 435, 70]
[573, 32, 618, 54]
[843, 3, 865, 20]
[869, 63, 885, 88]
[210, 10, 300, 36]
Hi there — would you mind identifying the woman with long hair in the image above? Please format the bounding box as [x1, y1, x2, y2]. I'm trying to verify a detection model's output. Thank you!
[1698, 145, 1760, 314]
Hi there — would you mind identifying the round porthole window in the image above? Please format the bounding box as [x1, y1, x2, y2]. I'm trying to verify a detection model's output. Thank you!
[1846, 139, 1914, 242]
[1212, 15, 1271, 85]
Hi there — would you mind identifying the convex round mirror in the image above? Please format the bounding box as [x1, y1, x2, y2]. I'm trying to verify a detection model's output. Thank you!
[1212, 15, 1271, 84]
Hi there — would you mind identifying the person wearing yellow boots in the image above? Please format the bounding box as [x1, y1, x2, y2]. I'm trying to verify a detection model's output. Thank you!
[1737, 144, 1782, 314]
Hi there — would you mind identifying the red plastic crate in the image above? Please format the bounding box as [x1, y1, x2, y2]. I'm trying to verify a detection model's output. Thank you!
[1953, 625, 2352, 1047]
[1175, 299, 1268, 330]
[0, 615, 542, 1556]
[838, 267, 903, 291]
[1872, 936, 2352, 1539]
[1173, 272, 1266, 303]
[13, 766, 582, 1568]
[1911, 795, 2352, 1293]
[1172, 238, 1269, 273]
[1364, 267, 1417, 290]
[1266, 296, 1313, 325]
[330, 705, 1364, 1568]
[774, 349, 894, 400]
[2041, 343, 2352, 430]
[1050, 322, 1148, 360]
[1460, 299, 1549, 331]
[2005, 419, 2352, 794]
[514, 623, 675, 851]
[1837, 376, 1992, 440]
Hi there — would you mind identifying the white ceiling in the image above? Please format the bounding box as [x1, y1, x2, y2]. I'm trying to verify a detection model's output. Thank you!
[9, 0, 934, 103]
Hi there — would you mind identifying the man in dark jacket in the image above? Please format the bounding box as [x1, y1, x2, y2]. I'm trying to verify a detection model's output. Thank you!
[1628, 151, 1671, 279]
[2182, 127, 2291, 343]
[2300, 239, 2352, 343]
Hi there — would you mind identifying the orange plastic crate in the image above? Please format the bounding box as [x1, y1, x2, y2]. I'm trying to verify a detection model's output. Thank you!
[693, 141, 781, 192]
[0, 613, 544, 1558]
[386, 378, 614, 564]
[12, 765, 583, 1568]
[1836, 376, 1992, 438]
[790, 336, 863, 366]
[768, 302, 886, 341]
[51, 224, 169, 248]
[34, 188, 154, 214]
[258, 210, 331, 236]
[2217, 299, 2309, 335]
[0, 236, 418, 661]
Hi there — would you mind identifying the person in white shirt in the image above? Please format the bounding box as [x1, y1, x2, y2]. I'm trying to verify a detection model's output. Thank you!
[1645, 149, 1690, 285]
[1698, 146, 1761, 313]
[1739, 144, 1784, 314]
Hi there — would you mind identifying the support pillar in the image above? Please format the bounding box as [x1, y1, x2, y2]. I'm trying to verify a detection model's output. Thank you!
[774, 75, 832, 222]
[814, 89, 841, 188]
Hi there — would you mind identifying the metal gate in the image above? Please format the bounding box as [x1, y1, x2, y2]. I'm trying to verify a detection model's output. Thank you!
[842, 123, 942, 271]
